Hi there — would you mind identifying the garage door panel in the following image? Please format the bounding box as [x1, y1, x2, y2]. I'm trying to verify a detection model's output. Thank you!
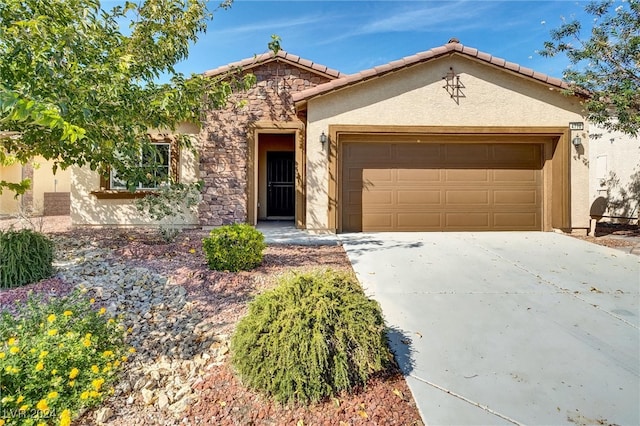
[362, 213, 393, 229]
[492, 144, 540, 165]
[362, 168, 392, 182]
[397, 190, 441, 205]
[494, 189, 538, 206]
[493, 212, 539, 229]
[397, 168, 441, 183]
[341, 141, 543, 232]
[345, 143, 391, 159]
[493, 169, 539, 182]
[445, 212, 491, 228]
[362, 190, 393, 206]
[446, 190, 490, 205]
[397, 213, 442, 229]
[445, 169, 489, 182]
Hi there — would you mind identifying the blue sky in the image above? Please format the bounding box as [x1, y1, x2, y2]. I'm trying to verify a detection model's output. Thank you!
[115, 1, 598, 79]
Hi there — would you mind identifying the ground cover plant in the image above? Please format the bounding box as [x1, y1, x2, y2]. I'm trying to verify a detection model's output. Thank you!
[202, 224, 266, 272]
[0, 293, 130, 425]
[0, 229, 54, 288]
[231, 269, 392, 405]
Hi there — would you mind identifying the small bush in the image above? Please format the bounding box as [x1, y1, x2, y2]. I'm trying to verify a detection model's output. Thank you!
[0, 229, 54, 288]
[231, 269, 391, 405]
[0, 293, 131, 425]
[202, 224, 266, 272]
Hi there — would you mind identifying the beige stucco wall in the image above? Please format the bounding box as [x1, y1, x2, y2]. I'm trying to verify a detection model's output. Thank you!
[71, 125, 200, 226]
[32, 158, 71, 214]
[0, 157, 71, 216]
[305, 55, 589, 231]
[589, 124, 640, 222]
[0, 162, 22, 215]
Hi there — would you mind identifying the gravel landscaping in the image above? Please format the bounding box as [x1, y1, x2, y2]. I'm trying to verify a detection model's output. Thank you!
[0, 217, 424, 425]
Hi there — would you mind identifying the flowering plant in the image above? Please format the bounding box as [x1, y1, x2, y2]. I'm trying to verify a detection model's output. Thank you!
[0, 293, 131, 425]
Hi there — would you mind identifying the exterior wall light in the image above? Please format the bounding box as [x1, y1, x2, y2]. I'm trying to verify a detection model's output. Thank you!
[320, 131, 328, 146]
[572, 136, 582, 147]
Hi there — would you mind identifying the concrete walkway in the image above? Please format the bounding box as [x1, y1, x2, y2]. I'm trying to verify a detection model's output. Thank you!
[340, 232, 640, 426]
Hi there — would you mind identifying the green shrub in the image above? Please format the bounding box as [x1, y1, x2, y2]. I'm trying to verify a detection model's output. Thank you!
[0, 293, 131, 425]
[231, 269, 391, 405]
[202, 223, 266, 272]
[0, 229, 54, 288]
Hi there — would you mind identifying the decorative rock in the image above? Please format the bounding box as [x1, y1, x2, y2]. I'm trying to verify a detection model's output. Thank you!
[141, 388, 155, 405]
[157, 391, 170, 411]
[50, 235, 233, 422]
[95, 407, 114, 423]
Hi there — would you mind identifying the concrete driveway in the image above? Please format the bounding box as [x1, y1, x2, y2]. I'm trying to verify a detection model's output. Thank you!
[340, 232, 639, 426]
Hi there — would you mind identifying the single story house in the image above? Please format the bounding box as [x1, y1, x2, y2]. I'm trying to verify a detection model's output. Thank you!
[71, 40, 593, 234]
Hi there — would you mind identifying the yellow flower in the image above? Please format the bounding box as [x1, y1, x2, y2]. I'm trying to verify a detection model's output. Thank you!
[35, 361, 44, 371]
[47, 329, 58, 336]
[63, 310, 73, 317]
[39, 350, 49, 358]
[89, 390, 100, 398]
[48, 391, 59, 399]
[0, 419, 5, 426]
[82, 338, 91, 348]
[9, 346, 19, 354]
[69, 367, 79, 379]
[0, 352, 5, 359]
[107, 318, 115, 324]
[89, 298, 95, 304]
[51, 369, 58, 375]
[16, 395, 24, 404]
[60, 409, 72, 426]
[7, 337, 16, 346]
[47, 313, 56, 323]
[92, 378, 105, 391]
[102, 350, 114, 357]
[19, 404, 29, 411]
[68, 380, 76, 387]
[129, 347, 136, 353]
[98, 307, 106, 315]
[36, 399, 49, 412]
[91, 365, 100, 374]
[189, 248, 196, 254]
[113, 360, 121, 368]
[80, 391, 90, 400]
[121, 356, 128, 362]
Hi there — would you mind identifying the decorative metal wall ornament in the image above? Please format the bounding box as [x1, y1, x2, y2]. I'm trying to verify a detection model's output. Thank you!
[442, 67, 465, 104]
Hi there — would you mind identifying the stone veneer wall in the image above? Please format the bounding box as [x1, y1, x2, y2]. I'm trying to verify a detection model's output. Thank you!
[198, 61, 333, 226]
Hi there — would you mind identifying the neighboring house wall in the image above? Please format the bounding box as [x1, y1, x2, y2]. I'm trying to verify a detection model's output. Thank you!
[304, 55, 589, 231]
[0, 162, 21, 215]
[0, 157, 71, 216]
[589, 124, 640, 222]
[198, 60, 334, 226]
[70, 125, 200, 226]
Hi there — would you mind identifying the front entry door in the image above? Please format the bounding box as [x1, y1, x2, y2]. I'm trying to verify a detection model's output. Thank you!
[267, 151, 295, 217]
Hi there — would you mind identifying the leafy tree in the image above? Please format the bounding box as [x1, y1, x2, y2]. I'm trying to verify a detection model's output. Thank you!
[541, 0, 640, 136]
[0, 0, 255, 193]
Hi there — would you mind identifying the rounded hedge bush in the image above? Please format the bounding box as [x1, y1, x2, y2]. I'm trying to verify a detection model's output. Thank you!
[0, 229, 54, 288]
[231, 269, 391, 405]
[202, 223, 266, 272]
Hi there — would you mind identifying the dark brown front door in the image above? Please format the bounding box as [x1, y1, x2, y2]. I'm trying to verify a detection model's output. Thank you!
[267, 151, 295, 217]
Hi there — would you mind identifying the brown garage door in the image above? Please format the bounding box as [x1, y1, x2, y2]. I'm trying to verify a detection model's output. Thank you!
[341, 142, 543, 232]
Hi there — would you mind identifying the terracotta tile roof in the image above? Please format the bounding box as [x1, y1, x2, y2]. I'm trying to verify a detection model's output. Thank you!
[202, 50, 343, 79]
[292, 42, 573, 104]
